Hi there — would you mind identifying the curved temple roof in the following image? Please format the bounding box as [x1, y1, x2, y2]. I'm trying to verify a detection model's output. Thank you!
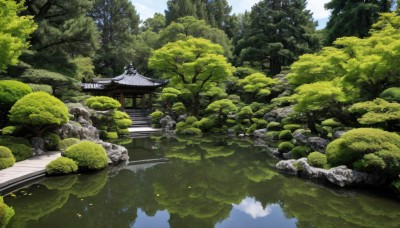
[82, 64, 168, 91]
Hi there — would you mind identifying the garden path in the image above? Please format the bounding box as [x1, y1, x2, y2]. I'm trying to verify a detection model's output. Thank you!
[0, 152, 61, 192]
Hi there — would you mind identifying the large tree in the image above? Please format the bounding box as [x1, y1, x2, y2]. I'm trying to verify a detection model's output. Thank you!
[89, 0, 140, 76]
[0, 0, 36, 72]
[325, 0, 393, 44]
[235, 0, 320, 75]
[149, 38, 234, 117]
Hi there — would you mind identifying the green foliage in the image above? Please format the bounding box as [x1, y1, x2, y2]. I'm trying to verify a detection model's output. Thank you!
[267, 122, 281, 131]
[206, 99, 237, 125]
[149, 37, 234, 116]
[307, 152, 328, 168]
[150, 110, 164, 127]
[185, 116, 198, 125]
[278, 142, 295, 153]
[172, 102, 186, 115]
[43, 132, 61, 151]
[279, 130, 293, 140]
[69, 56, 96, 80]
[113, 111, 132, 129]
[0, 0, 36, 71]
[237, 106, 253, 120]
[321, 119, 343, 128]
[283, 124, 302, 131]
[0, 146, 15, 170]
[64, 141, 108, 171]
[182, 127, 202, 135]
[0, 196, 15, 226]
[45, 157, 78, 176]
[246, 123, 258, 135]
[195, 117, 216, 132]
[266, 131, 280, 140]
[85, 96, 121, 111]
[117, 128, 130, 135]
[161, 87, 182, 103]
[9, 92, 69, 135]
[326, 128, 400, 176]
[238, 73, 276, 102]
[60, 138, 80, 151]
[20, 69, 72, 96]
[103, 132, 118, 139]
[0, 135, 32, 161]
[27, 84, 53, 94]
[380, 87, 400, 103]
[0, 80, 32, 107]
[349, 98, 400, 127]
[291, 146, 312, 159]
[176, 116, 202, 135]
[2, 126, 17, 135]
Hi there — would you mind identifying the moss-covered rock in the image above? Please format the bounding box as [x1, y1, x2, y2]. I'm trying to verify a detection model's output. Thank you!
[64, 141, 108, 171]
[279, 130, 293, 140]
[290, 146, 311, 159]
[307, 152, 328, 168]
[43, 132, 61, 151]
[283, 124, 302, 131]
[59, 138, 80, 151]
[0, 146, 15, 170]
[321, 118, 343, 128]
[266, 131, 280, 140]
[278, 142, 295, 153]
[45, 157, 78, 175]
[267, 121, 281, 131]
[102, 131, 118, 139]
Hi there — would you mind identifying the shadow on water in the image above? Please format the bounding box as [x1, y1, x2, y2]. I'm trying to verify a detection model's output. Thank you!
[4, 134, 400, 228]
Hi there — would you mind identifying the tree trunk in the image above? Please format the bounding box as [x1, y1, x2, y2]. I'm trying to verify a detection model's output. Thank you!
[270, 58, 282, 76]
[193, 92, 200, 117]
[306, 112, 317, 134]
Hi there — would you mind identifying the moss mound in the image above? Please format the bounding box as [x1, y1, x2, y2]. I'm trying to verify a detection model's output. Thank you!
[64, 141, 108, 171]
[291, 146, 312, 159]
[59, 138, 80, 151]
[279, 130, 293, 140]
[278, 142, 295, 153]
[46, 157, 78, 175]
[43, 132, 61, 151]
[0, 146, 15, 170]
[308, 152, 328, 168]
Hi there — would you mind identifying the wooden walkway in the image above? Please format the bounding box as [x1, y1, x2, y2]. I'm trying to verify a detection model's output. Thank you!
[0, 152, 61, 191]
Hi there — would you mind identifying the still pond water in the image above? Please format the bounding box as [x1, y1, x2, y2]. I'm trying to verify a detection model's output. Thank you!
[4, 134, 400, 228]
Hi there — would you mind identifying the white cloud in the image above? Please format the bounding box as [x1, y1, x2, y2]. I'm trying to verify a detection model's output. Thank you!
[131, 1, 157, 21]
[306, 0, 331, 19]
[233, 197, 272, 219]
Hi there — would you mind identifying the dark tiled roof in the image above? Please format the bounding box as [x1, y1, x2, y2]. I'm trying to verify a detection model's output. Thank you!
[112, 65, 168, 87]
[81, 83, 105, 90]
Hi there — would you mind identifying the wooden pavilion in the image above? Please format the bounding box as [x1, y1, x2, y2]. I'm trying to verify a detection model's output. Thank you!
[81, 64, 168, 112]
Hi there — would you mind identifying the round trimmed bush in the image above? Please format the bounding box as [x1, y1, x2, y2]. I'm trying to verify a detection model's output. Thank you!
[117, 128, 130, 135]
[380, 87, 400, 102]
[150, 110, 164, 127]
[0, 196, 15, 226]
[321, 118, 343, 127]
[45, 157, 78, 175]
[0, 80, 32, 107]
[0, 136, 32, 161]
[278, 142, 295, 153]
[43, 132, 61, 151]
[1, 126, 17, 135]
[113, 111, 132, 129]
[267, 122, 281, 130]
[103, 132, 118, 139]
[60, 138, 80, 151]
[308, 152, 327, 168]
[0, 146, 15, 169]
[85, 96, 121, 110]
[172, 102, 186, 115]
[326, 128, 400, 175]
[64, 141, 108, 171]
[291, 146, 311, 159]
[185, 116, 198, 125]
[9, 92, 69, 128]
[279, 130, 293, 140]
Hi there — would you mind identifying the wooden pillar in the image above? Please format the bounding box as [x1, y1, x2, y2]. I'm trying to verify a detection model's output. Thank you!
[149, 92, 153, 113]
[141, 95, 145, 112]
[132, 95, 136, 109]
[120, 92, 125, 111]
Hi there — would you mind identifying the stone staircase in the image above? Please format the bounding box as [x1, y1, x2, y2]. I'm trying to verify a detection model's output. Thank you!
[125, 109, 151, 128]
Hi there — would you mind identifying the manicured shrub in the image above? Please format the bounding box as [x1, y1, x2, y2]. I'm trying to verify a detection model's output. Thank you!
[113, 111, 132, 129]
[9, 92, 69, 136]
[172, 102, 186, 115]
[0, 136, 32, 161]
[196, 117, 216, 131]
[267, 122, 281, 130]
[85, 96, 121, 110]
[283, 124, 302, 131]
[0, 146, 15, 169]
[0, 196, 15, 226]
[176, 116, 202, 135]
[237, 106, 253, 119]
[279, 130, 293, 140]
[64, 141, 108, 171]
[278, 142, 295, 153]
[60, 138, 80, 151]
[117, 128, 130, 135]
[45, 157, 78, 175]
[321, 118, 343, 127]
[307, 152, 328, 168]
[1, 126, 17, 135]
[380, 87, 400, 103]
[43, 132, 61, 151]
[185, 116, 198, 124]
[291, 146, 311, 159]
[150, 110, 164, 126]
[0, 80, 32, 107]
[103, 132, 118, 139]
[326, 128, 400, 175]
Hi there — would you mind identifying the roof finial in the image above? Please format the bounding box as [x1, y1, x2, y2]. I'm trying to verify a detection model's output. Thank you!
[126, 63, 137, 75]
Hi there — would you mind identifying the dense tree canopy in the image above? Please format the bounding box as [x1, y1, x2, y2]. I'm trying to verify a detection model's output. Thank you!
[325, 0, 393, 44]
[0, 0, 36, 72]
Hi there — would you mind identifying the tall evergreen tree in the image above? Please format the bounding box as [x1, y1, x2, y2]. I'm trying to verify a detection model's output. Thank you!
[89, 0, 140, 76]
[235, 0, 320, 75]
[325, 0, 393, 44]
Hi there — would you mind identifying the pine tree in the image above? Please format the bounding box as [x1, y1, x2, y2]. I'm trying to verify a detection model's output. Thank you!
[325, 0, 393, 44]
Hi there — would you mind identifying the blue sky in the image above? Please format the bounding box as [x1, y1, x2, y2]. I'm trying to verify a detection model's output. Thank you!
[130, 0, 331, 29]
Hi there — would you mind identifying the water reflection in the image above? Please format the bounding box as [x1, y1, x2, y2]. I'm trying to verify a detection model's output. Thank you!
[4, 134, 400, 228]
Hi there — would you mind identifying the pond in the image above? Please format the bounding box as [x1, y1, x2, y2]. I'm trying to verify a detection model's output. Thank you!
[4, 134, 400, 228]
